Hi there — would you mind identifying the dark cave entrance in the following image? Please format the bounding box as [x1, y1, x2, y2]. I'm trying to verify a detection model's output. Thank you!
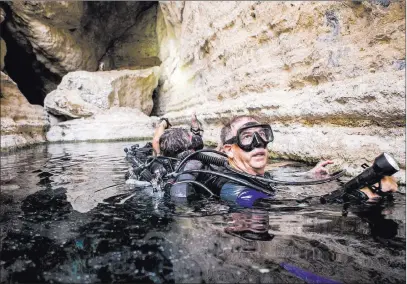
[1, 14, 62, 106]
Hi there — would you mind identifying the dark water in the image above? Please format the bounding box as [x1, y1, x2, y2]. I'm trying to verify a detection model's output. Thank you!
[0, 142, 405, 283]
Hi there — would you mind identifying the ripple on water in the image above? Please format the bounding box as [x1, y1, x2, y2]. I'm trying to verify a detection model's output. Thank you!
[0, 141, 405, 283]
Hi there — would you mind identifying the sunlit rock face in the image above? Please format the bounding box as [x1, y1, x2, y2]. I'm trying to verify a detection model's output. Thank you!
[2, 1, 158, 103]
[156, 1, 406, 181]
[0, 72, 49, 150]
[44, 67, 160, 119]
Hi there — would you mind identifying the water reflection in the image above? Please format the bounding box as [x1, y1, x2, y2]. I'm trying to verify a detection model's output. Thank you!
[0, 142, 405, 283]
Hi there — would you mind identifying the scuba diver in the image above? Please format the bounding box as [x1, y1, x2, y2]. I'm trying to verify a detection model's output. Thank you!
[124, 115, 400, 210]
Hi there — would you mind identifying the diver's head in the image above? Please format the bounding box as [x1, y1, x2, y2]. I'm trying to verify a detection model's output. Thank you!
[221, 116, 273, 175]
[159, 128, 203, 157]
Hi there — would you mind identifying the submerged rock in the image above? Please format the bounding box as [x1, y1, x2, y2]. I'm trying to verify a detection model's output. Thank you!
[0, 72, 49, 150]
[44, 67, 160, 118]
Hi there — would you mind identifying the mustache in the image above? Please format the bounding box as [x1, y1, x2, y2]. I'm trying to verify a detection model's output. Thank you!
[251, 149, 267, 156]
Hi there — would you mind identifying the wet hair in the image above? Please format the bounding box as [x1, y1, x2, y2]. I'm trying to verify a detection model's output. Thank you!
[220, 115, 261, 144]
[159, 128, 203, 157]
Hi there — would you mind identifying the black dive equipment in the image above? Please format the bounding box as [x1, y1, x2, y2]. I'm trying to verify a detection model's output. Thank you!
[173, 149, 345, 191]
[320, 153, 400, 204]
[224, 122, 274, 152]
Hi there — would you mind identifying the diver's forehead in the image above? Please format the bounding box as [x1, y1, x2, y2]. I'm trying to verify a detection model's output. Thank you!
[231, 118, 259, 135]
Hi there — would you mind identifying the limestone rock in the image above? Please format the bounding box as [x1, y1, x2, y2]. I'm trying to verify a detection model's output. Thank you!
[44, 67, 160, 118]
[101, 4, 161, 70]
[0, 72, 48, 150]
[156, 1, 406, 182]
[46, 107, 158, 142]
[0, 38, 5, 71]
[0, 7, 6, 70]
[3, 1, 159, 99]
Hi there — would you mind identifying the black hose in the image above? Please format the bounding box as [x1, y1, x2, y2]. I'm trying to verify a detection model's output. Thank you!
[194, 153, 227, 167]
[174, 149, 344, 186]
[176, 169, 275, 195]
[175, 149, 228, 172]
[157, 156, 179, 161]
[225, 164, 345, 186]
[172, 180, 217, 197]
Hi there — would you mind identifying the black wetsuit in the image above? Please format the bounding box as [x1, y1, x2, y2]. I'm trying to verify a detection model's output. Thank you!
[170, 163, 275, 208]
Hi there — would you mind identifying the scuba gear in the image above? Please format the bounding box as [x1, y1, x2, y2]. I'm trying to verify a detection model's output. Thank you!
[190, 134, 204, 151]
[171, 180, 216, 197]
[320, 153, 400, 204]
[174, 149, 228, 173]
[224, 122, 273, 152]
[124, 144, 396, 210]
[190, 126, 204, 136]
[174, 149, 345, 187]
[124, 143, 153, 167]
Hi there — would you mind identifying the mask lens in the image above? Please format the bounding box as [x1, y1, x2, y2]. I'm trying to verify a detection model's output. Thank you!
[238, 125, 273, 146]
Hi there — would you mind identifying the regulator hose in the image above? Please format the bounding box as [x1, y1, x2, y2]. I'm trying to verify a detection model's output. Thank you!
[174, 148, 344, 186]
[194, 153, 228, 167]
[175, 149, 228, 172]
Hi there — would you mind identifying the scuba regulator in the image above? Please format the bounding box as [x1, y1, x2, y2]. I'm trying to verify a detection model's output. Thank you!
[320, 153, 400, 205]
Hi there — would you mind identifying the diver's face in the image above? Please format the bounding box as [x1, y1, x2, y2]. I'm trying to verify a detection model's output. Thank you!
[223, 118, 268, 175]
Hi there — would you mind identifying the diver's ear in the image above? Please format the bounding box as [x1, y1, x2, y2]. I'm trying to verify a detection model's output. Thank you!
[223, 144, 234, 158]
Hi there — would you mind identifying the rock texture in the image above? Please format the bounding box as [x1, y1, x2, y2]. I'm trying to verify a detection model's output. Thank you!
[156, 1, 406, 181]
[0, 7, 6, 70]
[46, 107, 158, 142]
[0, 72, 49, 150]
[44, 67, 160, 119]
[1, 1, 158, 101]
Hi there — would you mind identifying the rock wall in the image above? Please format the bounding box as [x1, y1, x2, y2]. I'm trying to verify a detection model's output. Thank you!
[1, 1, 158, 102]
[0, 72, 49, 150]
[155, 1, 406, 180]
[1, 1, 160, 148]
[0, 7, 6, 70]
[44, 68, 160, 119]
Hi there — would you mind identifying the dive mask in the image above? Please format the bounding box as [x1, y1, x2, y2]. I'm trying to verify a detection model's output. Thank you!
[224, 122, 274, 152]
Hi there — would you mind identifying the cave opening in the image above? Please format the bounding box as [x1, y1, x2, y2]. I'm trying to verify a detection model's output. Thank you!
[1, 1, 160, 108]
[1, 8, 62, 106]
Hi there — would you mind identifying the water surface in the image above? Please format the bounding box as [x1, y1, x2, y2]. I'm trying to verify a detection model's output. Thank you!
[1, 142, 405, 283]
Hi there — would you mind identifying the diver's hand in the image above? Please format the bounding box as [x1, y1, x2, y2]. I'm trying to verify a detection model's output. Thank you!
[360, 176, 398, 201]
[378, 176, 398, 193]
[309, 160, 334, 176]
[159, 119, 168, 129]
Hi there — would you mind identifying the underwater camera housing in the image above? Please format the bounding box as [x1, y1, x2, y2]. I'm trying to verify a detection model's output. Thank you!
[320, 153, 400, 204]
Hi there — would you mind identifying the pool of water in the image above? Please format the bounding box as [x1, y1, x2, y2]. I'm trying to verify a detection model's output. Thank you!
[0, 142, 405, 283]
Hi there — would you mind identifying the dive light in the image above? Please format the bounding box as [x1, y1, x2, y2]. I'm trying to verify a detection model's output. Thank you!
[320, 153, 399, 204]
